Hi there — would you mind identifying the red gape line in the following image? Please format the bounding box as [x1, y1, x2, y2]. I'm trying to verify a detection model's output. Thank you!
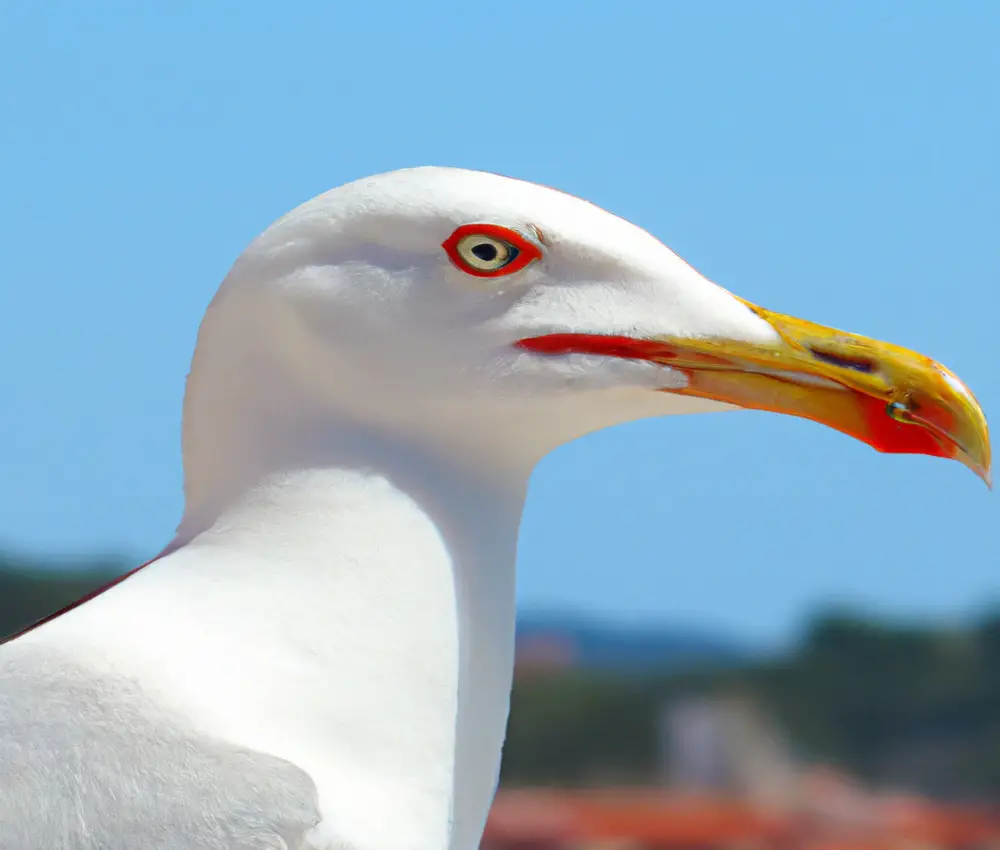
[0, 555, 162, 646]
[516, 333, 681, 361]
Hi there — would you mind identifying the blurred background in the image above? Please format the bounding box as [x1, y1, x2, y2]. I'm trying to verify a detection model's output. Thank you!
[2, 2, 998, 848]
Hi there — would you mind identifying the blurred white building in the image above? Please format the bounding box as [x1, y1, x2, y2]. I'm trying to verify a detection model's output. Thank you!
[660, 694, 798, 806]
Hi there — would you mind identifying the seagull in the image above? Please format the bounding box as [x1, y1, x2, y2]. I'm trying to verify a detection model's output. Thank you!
[0, 167, 989, 850]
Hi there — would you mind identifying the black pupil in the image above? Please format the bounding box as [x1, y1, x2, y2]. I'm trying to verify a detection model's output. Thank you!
[471, 242, 500, 263]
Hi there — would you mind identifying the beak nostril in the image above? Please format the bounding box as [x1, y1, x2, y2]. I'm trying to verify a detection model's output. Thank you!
[886, 401, 915, 424]
[807, 345, 877, 374]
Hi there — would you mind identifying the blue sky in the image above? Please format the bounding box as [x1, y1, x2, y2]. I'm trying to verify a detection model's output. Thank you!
[0, 1, 996, 648]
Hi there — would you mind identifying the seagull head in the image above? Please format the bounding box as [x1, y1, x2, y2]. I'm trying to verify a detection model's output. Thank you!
[189, 166, 990, 496]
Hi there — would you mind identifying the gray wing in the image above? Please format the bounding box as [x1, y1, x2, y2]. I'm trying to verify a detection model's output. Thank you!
[0, 644, 320, 850]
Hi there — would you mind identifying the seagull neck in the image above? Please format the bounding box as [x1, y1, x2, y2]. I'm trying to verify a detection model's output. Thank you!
[162, 369, 530, 850]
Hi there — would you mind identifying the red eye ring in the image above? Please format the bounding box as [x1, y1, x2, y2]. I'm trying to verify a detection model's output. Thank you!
[442, 223, 542, 278]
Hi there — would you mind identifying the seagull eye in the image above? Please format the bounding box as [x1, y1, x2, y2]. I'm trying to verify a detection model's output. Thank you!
[442, 223, 542, 278]
[457, 234, 513, 271]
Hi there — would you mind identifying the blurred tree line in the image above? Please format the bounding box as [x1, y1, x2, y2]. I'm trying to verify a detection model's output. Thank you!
[2, 553, 999, 797]
[503, 611, 1000, 797]
[0, 553, 131, 637]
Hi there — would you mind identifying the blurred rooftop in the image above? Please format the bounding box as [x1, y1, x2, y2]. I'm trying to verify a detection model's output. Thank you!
[485, 780, 1000, 850]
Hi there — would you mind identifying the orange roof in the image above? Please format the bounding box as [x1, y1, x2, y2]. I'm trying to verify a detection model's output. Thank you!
[880, 799, 1000, 846]
[488, 789, 788, 846]
[485, 788, 1000, 849]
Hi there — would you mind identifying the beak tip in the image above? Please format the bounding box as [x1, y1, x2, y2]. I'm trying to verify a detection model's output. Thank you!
[964, 456, 992, 490]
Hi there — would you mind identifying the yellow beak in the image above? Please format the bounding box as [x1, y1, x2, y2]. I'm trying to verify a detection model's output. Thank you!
[518, 301, 991, 487]
[650, 299, 991, 487]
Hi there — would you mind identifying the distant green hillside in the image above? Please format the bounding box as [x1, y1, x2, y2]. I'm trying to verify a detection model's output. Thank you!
[0, 553, 125, 639]
[503, 611, 1000, 797]
[516, 611, 747, 673]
